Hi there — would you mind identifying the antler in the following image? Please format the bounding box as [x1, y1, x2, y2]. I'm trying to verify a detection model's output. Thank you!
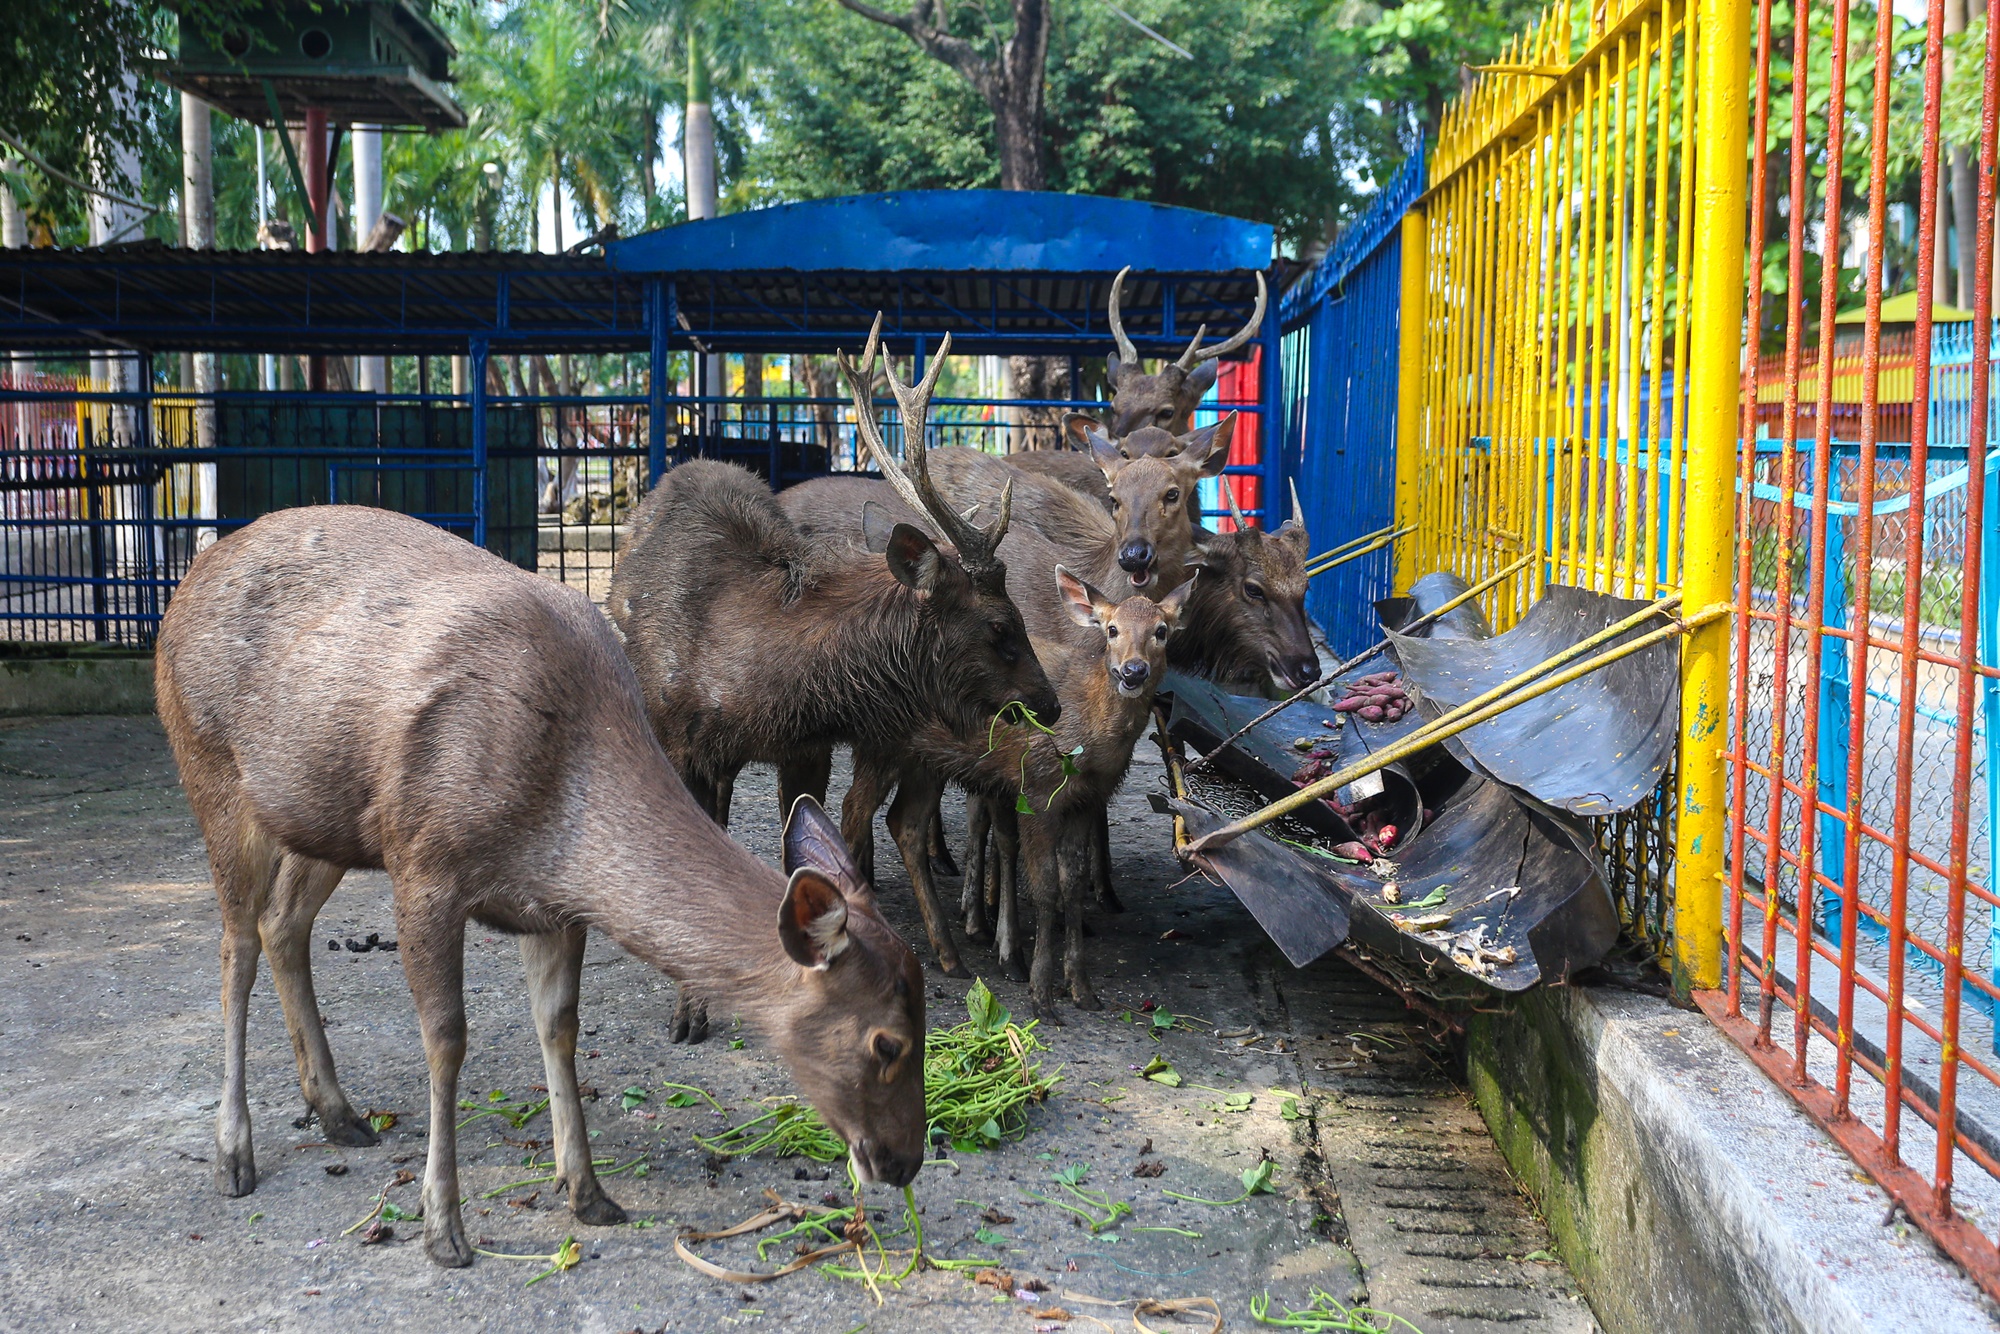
[1174, 272, 1268, 371]
[838, 314, 1012, 582]
[1288, 477, 1306, 530]
[1106, 266, 1140, 367]
[1222, 480, 1250, 531]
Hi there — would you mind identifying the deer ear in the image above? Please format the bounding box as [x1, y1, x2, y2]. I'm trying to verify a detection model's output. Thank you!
[783, 794, 871, 902]
[1086, 428, 1122, 476]
[1056, 564, 1108, 628]
[778, 868, 850, 970]
[883, 523, 945, 591]
[1184, 361, 1220, 400]
[1105, 354, 1128, 388]
[1157, 572, 1196, 622]
[861, 501, 899, 553]
[1180, 415, 1235, 478]
[1063, 412, 1101, 451]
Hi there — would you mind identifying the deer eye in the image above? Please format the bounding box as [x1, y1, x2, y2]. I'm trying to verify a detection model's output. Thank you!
[1106, 625, 1119, 639]
[990, 623, 1021, 663]
[1154, 408, 1173, 425]
[1154, 625, 1168, 642]
[1245, 583, 1268, 603]
[1163, 488, 1181, 506]
[871, 1033, 904, 1065]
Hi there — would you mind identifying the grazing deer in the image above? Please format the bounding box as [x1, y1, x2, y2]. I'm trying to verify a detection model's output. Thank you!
[609, 320, 1058, 980]
[155, 506, 925, 1270]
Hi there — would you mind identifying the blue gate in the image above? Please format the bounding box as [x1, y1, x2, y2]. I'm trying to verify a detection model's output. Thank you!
[1279, 145, 1425, 656]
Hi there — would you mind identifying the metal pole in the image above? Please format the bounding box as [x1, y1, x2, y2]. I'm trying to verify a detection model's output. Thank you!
[648, 279, 670, 484]
[470, 336, 489, 550]
[1676, 0, 1755, 995]
[1258, 303, 1283, 526]
[1395, 209, 1428, 595]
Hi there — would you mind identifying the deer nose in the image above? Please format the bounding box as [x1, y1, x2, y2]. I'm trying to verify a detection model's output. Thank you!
[1022, 691, 1062, 726]
[1116, 660, 1151, 691]
[1117, 540, 1154, 574]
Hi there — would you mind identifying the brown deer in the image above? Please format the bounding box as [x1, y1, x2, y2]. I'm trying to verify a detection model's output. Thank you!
[1176, 483, 1320, 694]
[155, 506, 925, 1270]
[609, 320, 1058, 980]
[1105, 265, 1267, 437]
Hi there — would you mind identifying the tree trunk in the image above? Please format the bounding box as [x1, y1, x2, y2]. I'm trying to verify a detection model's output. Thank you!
[684, 30, 718, 220]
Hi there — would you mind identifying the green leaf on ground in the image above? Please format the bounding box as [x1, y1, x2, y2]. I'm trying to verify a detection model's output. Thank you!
[973, 1227, 1009, 1246]
[1141, 1055, 1182, 1087]
[621, 1086, 649, 1110]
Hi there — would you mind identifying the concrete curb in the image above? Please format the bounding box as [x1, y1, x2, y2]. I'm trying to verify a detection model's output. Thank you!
[1, 649, 155, 716]
[1466, 984, 1996, 1333]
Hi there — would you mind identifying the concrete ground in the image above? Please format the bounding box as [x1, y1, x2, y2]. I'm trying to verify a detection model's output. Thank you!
[0, 715, 1594, 1333]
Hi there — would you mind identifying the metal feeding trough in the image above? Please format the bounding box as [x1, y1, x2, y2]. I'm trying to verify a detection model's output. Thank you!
[1154, 574, 1680, 1005]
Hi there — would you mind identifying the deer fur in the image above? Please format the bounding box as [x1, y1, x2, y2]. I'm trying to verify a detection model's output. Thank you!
[155, 506, 925, 1270]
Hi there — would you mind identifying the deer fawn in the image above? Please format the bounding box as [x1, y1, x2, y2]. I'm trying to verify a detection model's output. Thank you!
[156, 506, 925, 1270]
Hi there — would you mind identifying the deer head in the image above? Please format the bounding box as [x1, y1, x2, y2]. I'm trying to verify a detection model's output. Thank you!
[1063, 413, 1235, 587]
[1056, 565, 1194, 699]
[843, 316, 1063, 728]
[862, 505, 1063, 727]
[1188, 483, 1319, 692]
[1104, 266, 1267, 438]
[773, 795, 927, 1187]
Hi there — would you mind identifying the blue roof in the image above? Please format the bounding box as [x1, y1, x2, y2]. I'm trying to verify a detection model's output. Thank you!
[605, 190, 1273, 275]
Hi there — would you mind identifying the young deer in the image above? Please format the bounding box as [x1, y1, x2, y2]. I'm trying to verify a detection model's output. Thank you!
[841, 564, 1190, 1018]
[155, 506, 925, 1270]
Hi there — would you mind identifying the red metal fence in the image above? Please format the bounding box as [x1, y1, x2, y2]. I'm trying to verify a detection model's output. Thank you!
[1698, 0, 2000, 1294]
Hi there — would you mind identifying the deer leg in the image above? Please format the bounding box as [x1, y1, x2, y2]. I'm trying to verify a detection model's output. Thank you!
[990, 801, 1027, 984]
[1061, 819, 1104, 1011]
[886, 775, 969, 978]
[961, 794, 991, 941]
[711, 769, 736, 828]
[669, 987, 711, 1045]
[520, 927, 626, 1226]
[212, 834, 271, 1198]
[928, 805, 960, 878]
[840, 753, 890, 887]
[258, 853, 375, 1146]
[395, 897, 473, 1269]
[683, 768, 723, 825]
[777, 749, 833, 827]
[1091, 807, 1124, 913]
[1020, 816, 1064, 1024]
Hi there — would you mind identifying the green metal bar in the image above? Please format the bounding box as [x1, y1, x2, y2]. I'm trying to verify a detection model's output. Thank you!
[260, 81, 315, 227]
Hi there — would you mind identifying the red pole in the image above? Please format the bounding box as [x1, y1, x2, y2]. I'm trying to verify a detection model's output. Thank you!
[304, 107, 327, 392]
[304, 107, 328, 253]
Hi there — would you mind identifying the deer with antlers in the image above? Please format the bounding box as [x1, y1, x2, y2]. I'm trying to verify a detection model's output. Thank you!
[607, 326, 1058, 982]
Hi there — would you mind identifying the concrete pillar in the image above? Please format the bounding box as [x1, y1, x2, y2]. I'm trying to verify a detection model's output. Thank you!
[182, 92, 217, 535]
[352, 125, 388, 393]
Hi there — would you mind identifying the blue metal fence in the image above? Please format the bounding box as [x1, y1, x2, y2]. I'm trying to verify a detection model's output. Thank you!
[1276, 145, 1427, 656]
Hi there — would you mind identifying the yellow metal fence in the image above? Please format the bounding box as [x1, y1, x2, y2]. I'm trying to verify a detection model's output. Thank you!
[1395, 0, 1750, 987]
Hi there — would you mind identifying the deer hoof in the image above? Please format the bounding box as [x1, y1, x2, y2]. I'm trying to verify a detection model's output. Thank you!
[321, 1112, 379, 1148]
[425, 1220, 475, 1269]
[1002, 957, 1030, 985]
[568, 1184, 628, 1227]
[938, 958, 972, 980]
[213, 1152, 256, 1198]
[1031, 1000, 1067, 1027]
[1071, 988, 1104, 1012]
[670, 992, 710, 1044]
[930, 850, 962, 878]
[962, 918, 990, 943]
[1094, 885, 1126, 913]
